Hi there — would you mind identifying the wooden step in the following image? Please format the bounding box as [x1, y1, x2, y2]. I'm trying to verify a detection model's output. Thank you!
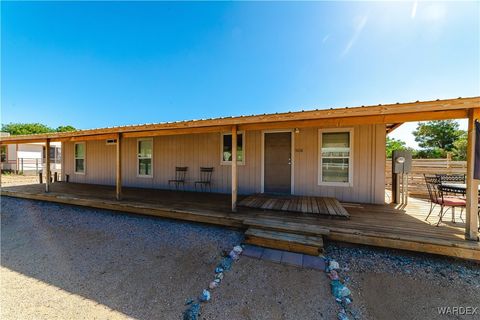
[243, 217, 330, 237]
[244, 228, 324, 256]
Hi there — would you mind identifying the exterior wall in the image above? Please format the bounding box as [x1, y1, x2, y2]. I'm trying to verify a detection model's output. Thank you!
[63, 124, 386, 204]
[64, 140, 116, 185]
[294, 125, 386, 204]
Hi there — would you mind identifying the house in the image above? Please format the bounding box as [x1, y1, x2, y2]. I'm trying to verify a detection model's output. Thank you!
[0, 133, 61, 174]
[1, 97, 479, 260]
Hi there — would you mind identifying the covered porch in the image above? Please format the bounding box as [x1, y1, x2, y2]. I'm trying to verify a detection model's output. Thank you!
[1, 97, 479, 259]
[2, 182, 479, 260]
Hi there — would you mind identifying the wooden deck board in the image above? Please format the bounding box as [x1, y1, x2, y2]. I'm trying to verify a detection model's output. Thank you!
[239, 194, 349, 218]
[1, 182, 479, 261]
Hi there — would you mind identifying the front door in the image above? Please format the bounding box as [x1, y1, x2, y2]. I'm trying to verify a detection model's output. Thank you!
[264, 132, 292, 194]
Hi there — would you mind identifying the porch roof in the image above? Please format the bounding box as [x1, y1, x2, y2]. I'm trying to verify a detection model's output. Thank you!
[1, 96, 479, 144]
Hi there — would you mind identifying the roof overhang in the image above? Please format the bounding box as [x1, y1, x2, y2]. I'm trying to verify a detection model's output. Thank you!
[1, 96, 478, 144]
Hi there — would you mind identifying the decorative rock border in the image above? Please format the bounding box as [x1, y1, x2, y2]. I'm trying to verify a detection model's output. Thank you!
[182, 245, 244, 320]
[242, 244, 358, 320]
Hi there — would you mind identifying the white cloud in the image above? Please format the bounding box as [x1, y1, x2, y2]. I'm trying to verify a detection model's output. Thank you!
[411, 0, 418, 19]
[341, 16, 368, 57]
[423, 4, 447, 21]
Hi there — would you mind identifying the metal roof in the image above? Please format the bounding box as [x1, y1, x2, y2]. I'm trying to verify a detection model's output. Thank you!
[1, 96, 478, 144]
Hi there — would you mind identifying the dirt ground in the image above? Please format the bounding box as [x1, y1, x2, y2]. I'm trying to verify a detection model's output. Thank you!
[0, 197, 337, 320]
[1, 173, 39, 186]
[1, 195, 479, 320]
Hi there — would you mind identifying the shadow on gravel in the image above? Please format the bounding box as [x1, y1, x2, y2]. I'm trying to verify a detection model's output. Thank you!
[1, 196, 243, 319]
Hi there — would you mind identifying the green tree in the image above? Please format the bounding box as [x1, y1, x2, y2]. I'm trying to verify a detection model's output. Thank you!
[1, 123, 76, 135]
[386, 137, 407, 158]
[56, 125, 76, 132]
[412, 120, 464, 151]
[452, 131, 468, 160]
[1, 123, 53, 135]
[414, 148, 446, 159]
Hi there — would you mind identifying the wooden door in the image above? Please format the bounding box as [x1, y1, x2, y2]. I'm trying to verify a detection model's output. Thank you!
[264, 132, 292, 194]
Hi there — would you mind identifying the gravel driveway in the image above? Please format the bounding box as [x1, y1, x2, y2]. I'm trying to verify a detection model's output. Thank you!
[0, 197, 336, 320]
[2, 196, 479, 320]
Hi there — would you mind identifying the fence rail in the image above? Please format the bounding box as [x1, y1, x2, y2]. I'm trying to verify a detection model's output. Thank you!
[385, 157, 467, 197]
[1, 157, 61, 175]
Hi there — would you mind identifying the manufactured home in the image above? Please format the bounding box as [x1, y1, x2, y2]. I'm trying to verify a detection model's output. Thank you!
[0, 133, 61, 174]
[1, 97, 479, 260]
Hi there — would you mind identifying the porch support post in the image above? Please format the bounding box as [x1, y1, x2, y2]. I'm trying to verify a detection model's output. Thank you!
[466, 108, 480, 240]
[45, 139, 51, 192]
[61, 141, 65, 181]
[115, 133, 122, 200]
[231, 125, 238, 212]
[15, 144, 19, 174]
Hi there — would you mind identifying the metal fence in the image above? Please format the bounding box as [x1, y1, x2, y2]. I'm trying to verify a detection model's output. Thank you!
[2, 157, 61, 175]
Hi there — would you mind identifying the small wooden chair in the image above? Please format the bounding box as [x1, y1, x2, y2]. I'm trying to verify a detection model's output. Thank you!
[195, 167, 214, 192]
[168, 167, 188, 191]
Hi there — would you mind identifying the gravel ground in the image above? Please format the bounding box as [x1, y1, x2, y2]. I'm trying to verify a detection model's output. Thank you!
[2, 195, 479, 320]
[324, 243, 480, 320]
[1, 197, 336, 320]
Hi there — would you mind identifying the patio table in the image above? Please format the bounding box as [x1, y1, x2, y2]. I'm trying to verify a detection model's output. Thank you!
[440, 183, 480, 196]
[439, 183, 480, 223]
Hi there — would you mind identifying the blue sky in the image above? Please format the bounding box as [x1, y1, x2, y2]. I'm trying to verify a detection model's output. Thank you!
[1, 1, 479, 147]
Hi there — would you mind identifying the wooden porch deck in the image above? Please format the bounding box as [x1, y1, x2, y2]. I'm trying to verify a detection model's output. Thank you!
[238, 193, 349, 218]
[1, 182, 479, 261]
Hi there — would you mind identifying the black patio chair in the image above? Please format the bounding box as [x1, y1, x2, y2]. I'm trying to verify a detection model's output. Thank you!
[436, 173, 466, 219]
[168, 167, 188, 191]
[195, 167, 213, 192]
[424, 174, 466, 226]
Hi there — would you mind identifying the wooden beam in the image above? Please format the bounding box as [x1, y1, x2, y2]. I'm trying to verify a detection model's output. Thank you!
[45, 139, 51, 193]
[231, 125, 238, 212]
[238, 109, 468, 131]
[115, 133, 122, 201]
[386, 123, 404, 134]
[15, 144, 19, 174]
[465, 108, 480, 241]
[122, 125, 232, 138]
[61, 141, 65, 182]
[0, 97, 477, 144]
[69, 133, 118, 142]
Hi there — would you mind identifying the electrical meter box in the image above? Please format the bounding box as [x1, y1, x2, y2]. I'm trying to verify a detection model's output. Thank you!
[392, 150, 412, 174]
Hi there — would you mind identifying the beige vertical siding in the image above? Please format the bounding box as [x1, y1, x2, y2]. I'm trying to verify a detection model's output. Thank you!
[63, 124, 385, 204]
[64, 131, 262, 194]
[293, 124, 385, 203]
[64, 140, 115, 185]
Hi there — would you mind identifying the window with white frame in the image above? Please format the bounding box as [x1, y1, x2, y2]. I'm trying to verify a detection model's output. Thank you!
[318, 129, 353, 186]
[221, 132, 244, 165]
[137, 138, 153, 177]
[74, 142, 85, 174]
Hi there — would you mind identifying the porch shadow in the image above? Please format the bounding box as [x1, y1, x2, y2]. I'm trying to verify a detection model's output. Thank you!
[1, 195, 243, 319]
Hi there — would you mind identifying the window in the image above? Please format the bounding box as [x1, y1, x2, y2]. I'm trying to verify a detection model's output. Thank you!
[221, 132, 244, 165]
[49, 147, 56, 161]
[1, 146, 6, 162]
[106, 139, 117, 145]
[137, 138, 153, 177]
[318, 129, 353, 186]
[74, 142, 85, 174]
